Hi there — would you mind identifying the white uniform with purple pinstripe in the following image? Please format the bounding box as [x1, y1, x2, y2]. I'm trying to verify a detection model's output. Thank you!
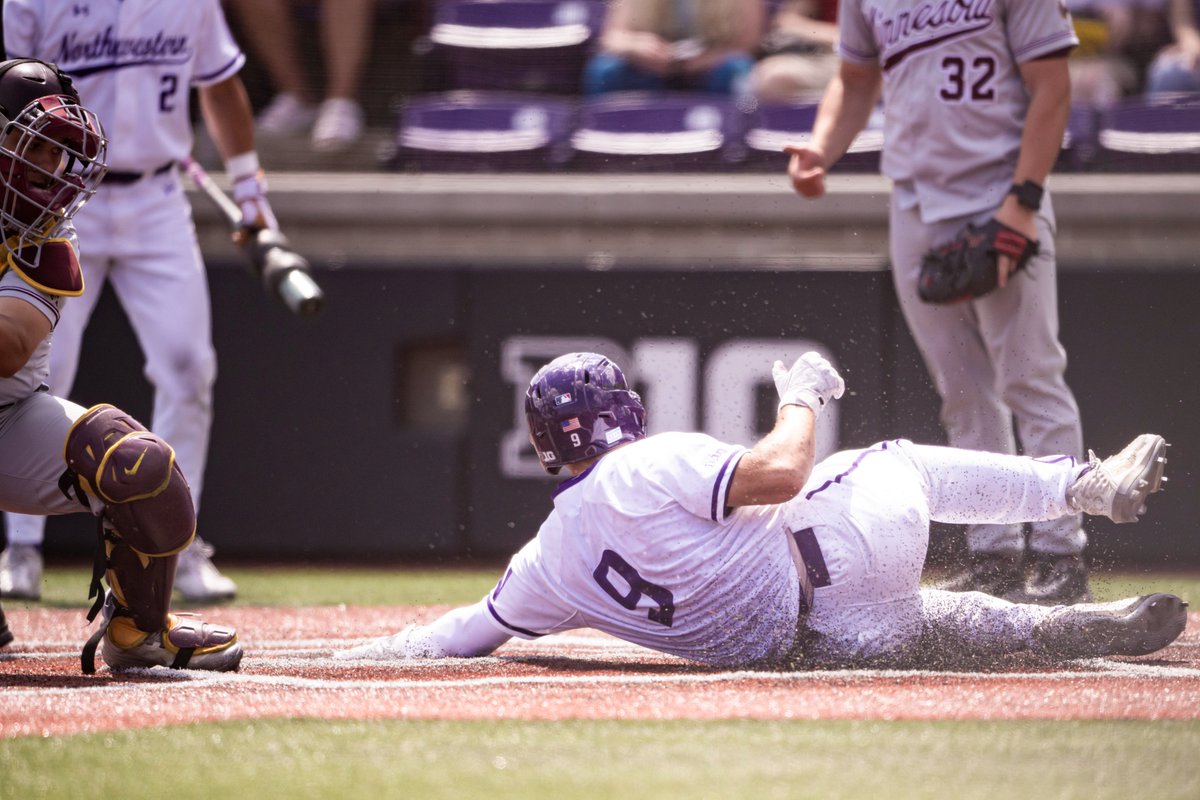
[369, 434, 1086, 667]
[838, 0, 1085, 561]
[3, 0, 245, 549]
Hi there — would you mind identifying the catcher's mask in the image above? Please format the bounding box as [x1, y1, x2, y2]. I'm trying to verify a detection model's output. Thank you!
[0, 58, 107, 268]
[525, 352, 647, 475]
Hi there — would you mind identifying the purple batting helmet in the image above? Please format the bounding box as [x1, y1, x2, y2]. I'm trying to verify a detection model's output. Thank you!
[525, 352, 646, 475]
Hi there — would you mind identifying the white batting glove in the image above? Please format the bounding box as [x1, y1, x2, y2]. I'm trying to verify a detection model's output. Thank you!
[231, 171, 279, 232]
[772, 352, 845, 416]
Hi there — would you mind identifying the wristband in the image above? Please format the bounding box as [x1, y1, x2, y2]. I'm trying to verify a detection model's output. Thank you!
[225, 151, 261, 179]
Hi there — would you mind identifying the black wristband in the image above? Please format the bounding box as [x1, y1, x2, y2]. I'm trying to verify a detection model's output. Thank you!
[1009, 180, 1044, 211]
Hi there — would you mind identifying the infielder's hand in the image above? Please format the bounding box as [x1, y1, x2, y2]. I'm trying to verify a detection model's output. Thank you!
[772, 352, 845, 416]
[231, 171, 279, 242]
[784, 144, 827, 199]
[992, 194, 1038, 289]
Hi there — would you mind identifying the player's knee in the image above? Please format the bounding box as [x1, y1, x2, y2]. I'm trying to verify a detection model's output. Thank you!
[146, 347, 217, 400]
[63, 404, 196, 557]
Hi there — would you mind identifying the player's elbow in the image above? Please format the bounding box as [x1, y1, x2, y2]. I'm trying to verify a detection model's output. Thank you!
[729, 455, 812, 506]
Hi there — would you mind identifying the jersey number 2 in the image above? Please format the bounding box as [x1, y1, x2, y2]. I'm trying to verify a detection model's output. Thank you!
[940, 56, 996, 101]
[159, 74, 179, 112]
[592, 549, 675, 627]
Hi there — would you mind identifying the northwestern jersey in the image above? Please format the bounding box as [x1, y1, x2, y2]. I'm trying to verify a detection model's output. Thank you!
[838, 0, 1078, 222]
[484, 432, 805, 667]
[4, 0, 245, 173]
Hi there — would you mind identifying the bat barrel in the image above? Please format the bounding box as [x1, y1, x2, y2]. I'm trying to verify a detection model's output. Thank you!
[277, 268, 326, 317]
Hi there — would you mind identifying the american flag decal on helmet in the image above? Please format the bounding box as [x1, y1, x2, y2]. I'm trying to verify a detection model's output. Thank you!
[561, 418, 581, 432]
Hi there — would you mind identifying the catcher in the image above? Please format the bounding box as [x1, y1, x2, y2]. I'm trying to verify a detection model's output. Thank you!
[0, 58, 241, 673]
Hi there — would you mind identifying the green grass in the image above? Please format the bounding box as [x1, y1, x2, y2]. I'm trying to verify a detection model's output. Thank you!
[2, 719, 1198, 799]
[15, 565, 1200, 610]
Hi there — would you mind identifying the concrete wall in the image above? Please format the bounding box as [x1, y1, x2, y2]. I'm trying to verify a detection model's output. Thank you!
[38, 173, 1200, 566]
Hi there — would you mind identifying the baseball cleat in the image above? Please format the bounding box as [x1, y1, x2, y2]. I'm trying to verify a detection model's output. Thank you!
[0, 602, 13, 648]
[0, 544, 43, 601]
[1067, 434, 1168, 523]
[100, 612, 243, 672]
[1033, 593, 1188, 659]
[174, 537, 237, 602]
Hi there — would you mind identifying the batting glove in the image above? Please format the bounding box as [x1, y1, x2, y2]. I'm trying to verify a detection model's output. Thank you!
[772, 352, 845, 416]
[231, 171, 279, 232]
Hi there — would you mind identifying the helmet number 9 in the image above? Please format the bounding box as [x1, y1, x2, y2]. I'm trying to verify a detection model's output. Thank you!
[570, 432, 581, 447]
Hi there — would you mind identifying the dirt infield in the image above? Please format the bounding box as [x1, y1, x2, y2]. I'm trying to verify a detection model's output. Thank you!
[2, 605, 1199, 738]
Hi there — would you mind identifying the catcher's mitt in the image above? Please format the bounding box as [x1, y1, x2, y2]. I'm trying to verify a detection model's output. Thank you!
[918, 218, 1039, 304]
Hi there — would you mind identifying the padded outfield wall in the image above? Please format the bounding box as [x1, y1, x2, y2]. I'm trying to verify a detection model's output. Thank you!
[39, 173, 1200, 566]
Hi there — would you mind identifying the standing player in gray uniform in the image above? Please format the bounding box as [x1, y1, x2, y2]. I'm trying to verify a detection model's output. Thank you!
[0, 57, 240, 671]
[1, 0, 279, 602]
[784, 0, 1089, 602]
[337, 352, 1183, 669]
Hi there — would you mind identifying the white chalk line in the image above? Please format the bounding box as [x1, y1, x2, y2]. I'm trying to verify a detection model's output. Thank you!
[6, 651, 1200, 699]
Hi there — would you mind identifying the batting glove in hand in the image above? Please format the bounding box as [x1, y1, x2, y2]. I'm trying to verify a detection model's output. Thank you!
[231, 171, 279, 232]
[772, 352, 845, 416]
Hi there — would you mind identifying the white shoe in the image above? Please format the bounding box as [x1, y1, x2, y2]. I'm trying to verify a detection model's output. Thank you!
[174, 537, 237, 602]
[0, 544, 43, 600]
[311, 98, 364, 152]
[1067, 434, 1168, 523]
[257, 92, 318, 135]
[1033, 593, 1187, 659]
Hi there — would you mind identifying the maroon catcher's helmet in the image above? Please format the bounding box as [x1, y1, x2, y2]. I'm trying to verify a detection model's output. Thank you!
[0, 58, 107, 267]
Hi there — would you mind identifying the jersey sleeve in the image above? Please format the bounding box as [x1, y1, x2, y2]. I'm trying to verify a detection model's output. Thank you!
[1005, 0, 1079, 63]
[646, 433, 746, 524]
[484, 535, 581, 640]
[191, 0, 246, 87]
[0, 266, 61, 326]
[836, 0, 879, 63]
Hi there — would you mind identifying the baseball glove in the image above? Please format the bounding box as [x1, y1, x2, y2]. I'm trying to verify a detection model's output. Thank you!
[917, 218, 1039, 304]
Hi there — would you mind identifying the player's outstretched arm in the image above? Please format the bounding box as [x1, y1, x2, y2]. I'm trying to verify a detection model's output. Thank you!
[726, 353, 845, 507]
[784, 60, 881, 198]
[335, 600, 512, 661]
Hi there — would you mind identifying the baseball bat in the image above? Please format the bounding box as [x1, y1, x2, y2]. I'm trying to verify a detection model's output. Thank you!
[181, 156, 325, 317]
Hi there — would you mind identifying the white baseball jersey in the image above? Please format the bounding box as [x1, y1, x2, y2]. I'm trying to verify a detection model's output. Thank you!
[486, 432, 804, 667]
[364, 438, 1086, 668]
[838, 0, 1079, 222]
[3, 0, 244, 173]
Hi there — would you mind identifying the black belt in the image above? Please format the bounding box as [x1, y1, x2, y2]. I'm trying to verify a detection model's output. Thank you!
[103, 161, 175, 185]
[789, 527, 831, 614]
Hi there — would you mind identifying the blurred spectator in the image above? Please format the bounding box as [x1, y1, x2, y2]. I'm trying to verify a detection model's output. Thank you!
[229, 0, 376, 151]
[582, 0, 765, 96]
[1145, 0, 1200, 92]
[1068, 0, 1171, 106]
[749, 0, 839, 102]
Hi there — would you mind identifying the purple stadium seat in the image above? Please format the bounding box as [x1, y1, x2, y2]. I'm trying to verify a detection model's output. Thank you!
[393, 91, 577, 171]
[571, 92, 749, 171]
[429, 0, 605, 94]
[1095, 94, 1200, 172]
[740, 101, 883, 173]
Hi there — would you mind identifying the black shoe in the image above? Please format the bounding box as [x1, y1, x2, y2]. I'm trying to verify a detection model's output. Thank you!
[0, 601, 12, 648]
[1033, 593, 1187, 659]
[937, 553, 1024, 597]
[1019, 554, 1093, 605]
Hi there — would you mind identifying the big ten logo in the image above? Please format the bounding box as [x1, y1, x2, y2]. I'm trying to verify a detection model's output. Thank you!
[499, 335, 841, 478]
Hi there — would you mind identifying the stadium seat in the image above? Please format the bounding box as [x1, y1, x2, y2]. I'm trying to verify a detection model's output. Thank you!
[428, 0, 605, 94]
[570, 92, 749, 171]
[392, 91, 577, 171]
[1094, 94, 1200, 172]
[741, 101, 883, 172]
[1057, 104, 1102, 172]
